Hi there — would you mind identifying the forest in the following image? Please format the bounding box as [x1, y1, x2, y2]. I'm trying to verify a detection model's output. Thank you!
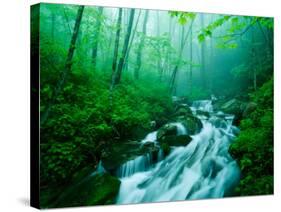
[32, 3, 273, 208]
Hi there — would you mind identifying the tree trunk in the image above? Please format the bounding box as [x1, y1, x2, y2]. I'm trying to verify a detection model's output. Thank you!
[189, 21, 193, 95]
[113, 9, 135, 86]
[251, 25, 257, 91]
[111, 8, 123, 77]
[92, 7, 104, 70]
[169, 19, 195, 94]
[41, 5, 84, 126]
[135, 10, 149, 79]
[123, 10, 141, 73]
[200, 14, 206, 89]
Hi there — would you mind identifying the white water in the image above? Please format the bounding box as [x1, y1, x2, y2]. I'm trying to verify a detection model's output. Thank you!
[141, 131, 157, 144]
[116, 100, 240, 204]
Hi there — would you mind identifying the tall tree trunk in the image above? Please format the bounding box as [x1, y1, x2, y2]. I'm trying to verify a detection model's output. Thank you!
[189, 21, 193, 95]
[41, 6, 84, 126]
[123, 10, 141, 73]
[113, 9, 135, 86]
[92, 7, 104, 70]
[169, 19, 195, 94]
[251, 25, 257, 91]
[109, 8, 123, 112]
[200, 14, 206, 89]
[156, 11, 162, 79]
[135, 10, 149, 79]
[111, 9, 123, 76]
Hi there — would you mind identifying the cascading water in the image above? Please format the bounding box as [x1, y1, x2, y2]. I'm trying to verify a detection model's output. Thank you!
[116, 99, 240, 204]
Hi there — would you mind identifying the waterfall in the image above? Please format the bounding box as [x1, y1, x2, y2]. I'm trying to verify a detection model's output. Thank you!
[91, 161, 106, 176]
[116, 154, 152, 178]
[116, 99, 240, 204]
[170, 122, 188, 135]
[192, 100, 213, 113]
[141, 131, 157, 144]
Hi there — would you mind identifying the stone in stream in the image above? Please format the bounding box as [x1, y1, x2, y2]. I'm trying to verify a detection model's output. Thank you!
[101, 140, 159, 172]
[176, 115, 203, 135]
[156, 123, 178, 140]
[160, 134, 192, 147]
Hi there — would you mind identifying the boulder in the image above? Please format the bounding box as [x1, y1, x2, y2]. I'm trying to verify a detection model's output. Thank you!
[174, 105, 193, 116]
[220, 98, 245, 125]
[196, 109, 210, 118]
[176, 115, 203, 135]
[242, 102, 257, 117]
[160, 134, 192, 147]
[101, 140, 145, 171]
[157, 123, 178, 140]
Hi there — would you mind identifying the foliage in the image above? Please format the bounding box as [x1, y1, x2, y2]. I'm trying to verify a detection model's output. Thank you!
[169, 11, 196, 25]
[229, 79, 273, 196]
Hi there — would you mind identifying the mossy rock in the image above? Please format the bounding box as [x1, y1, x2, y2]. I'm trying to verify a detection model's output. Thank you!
[177, 115, 203, 135]
[173, 105, 192, 116]
[160, 135, 192, 147]
[52, 173, 121, 208]
[196, 109, 210, 117]
[160, 143, 171, 156]
[157, 124, 178, 140]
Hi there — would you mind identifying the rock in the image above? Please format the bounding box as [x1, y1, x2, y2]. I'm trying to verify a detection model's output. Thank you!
[101, 139, 160, 172]
[176, 115, 203, 135]
[101, 140, 145, 171]
[160, 143, 171, 156]
[243, 102, 257, 117]
[160, 134, 192, 147]
[209, 117, 227, 129]
[157, 123, 178, 140]
[174, 105, 193, 116]
[196, 109, 210, 117]
[142, 141, 155, 148]
[220, 98, 244, 125]
[53, 173, 121, 207]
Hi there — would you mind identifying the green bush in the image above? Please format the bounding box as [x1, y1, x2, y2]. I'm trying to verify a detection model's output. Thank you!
[229, 78, 273, 196]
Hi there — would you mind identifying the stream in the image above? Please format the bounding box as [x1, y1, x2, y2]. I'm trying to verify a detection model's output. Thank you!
[116, 100, 240, 204]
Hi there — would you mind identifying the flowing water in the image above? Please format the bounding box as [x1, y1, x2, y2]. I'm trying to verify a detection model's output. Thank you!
[116, 100, 240, 204]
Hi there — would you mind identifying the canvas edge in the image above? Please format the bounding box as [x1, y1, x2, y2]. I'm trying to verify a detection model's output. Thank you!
[30, 3, 40, 209]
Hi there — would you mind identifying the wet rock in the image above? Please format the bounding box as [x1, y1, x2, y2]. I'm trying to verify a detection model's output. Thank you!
[157, 123, 178, 140]
[174, 105, 193, 116]
[220, 98, 245, 125]
[160, 143, 171, 156]
[196, 109, 210, 118]
[176, 115, 203, 135]
[101, 140, 145, 171]
[160, 134, 192, 147]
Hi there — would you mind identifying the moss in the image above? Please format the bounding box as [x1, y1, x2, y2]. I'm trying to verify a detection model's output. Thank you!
[229, 79, 273, 196]
[160, 135, 192, 147]
[160, 143, 171, 156]
[42, 173, 121, 208]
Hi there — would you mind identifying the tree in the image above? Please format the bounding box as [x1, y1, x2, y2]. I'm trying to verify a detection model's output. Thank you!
[169, 18, 195, 94]
[111, 8, 123, 87]
[123, 10, 142, 72]
[188, 20, 194, 95]
[41, 5, 85, 125]
[92, 7, 104, 70]
[135, 10, 149, 79]
[200, 14, 206, 89]
[113, 9, 135, 86]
